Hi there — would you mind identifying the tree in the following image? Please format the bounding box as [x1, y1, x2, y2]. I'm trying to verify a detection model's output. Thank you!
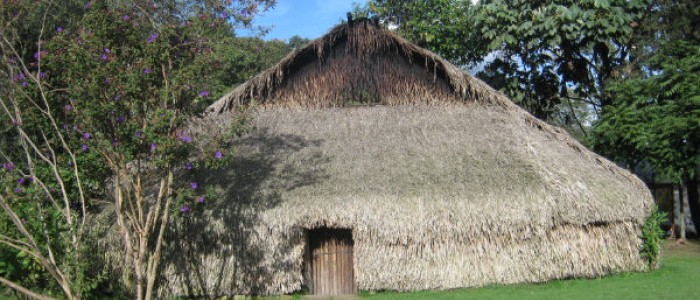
[0, 2, 105, 298]
[368, 0, 486, 67]
[287, 35, 311, 50]
[216, 36, 293, 89]
[0, 1, 274, 299]
[475, 0, 650, 129]
[590, 0, 700, 235]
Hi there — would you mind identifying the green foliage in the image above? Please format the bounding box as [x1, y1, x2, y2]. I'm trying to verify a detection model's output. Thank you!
[369, 0, 486, 66]
[287, 35, 311, 50]
[1, 0, 275, 298]
[590, 41, 700, 181]
[640, 208, 668, 269]
[219, 36, 294, 88]
[476, 0, 649, 123]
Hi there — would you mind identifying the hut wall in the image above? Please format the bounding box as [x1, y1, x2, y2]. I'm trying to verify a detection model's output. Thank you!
[139, 106, 652, 297]
[151, 217, 644, 297]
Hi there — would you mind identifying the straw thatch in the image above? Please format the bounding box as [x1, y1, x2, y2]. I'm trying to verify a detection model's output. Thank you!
[100, 18, 653, 298]
[206, 18, 509, 113]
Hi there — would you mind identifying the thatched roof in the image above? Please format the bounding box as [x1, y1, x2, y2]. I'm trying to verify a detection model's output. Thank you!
[101, 18, 654, 297]
[206, 18, 509, 113]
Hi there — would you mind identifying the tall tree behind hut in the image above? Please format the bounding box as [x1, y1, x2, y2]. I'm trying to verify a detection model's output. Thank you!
[368, 0, 487, 67]
[369, 0, 650, 138]
[590, 0, 700, 237]
[474, 0, 650, 134]
[220, 37, 296, 88]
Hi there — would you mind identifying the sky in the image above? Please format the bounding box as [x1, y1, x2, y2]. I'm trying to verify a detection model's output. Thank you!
[237, 0, 362, 41]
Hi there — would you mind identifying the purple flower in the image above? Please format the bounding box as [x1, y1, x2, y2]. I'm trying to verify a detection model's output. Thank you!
[49, 188, 56, 193]
[116, 116, 125, 124]
[33, 50, 47, 60]
[185, 163, 192, 170]
[57, 26, 63, 33]
[136, 131, 142, 138]
[39, 72, 47, 79]
[105, 78, 111, 84]
[21, 81, 27, 87]
[14, 187, 22, 194]
[83, 132, 90, 140]
[215, 151, 222, 159]
[2, 162, 14, 171]
[190, 182, 197, 190]
[199, 90, 210, 97]
[150, 143, 157, 151]
[177, 132, 192, 143]
[147, 33, 158, 43]
[197, 196, 204, 203]
[81, 144, 88, 152]
[180, 205, 190, 213]
[104, 48, 111, 54]
[84, 1, 91, 9]
[122, 14, 129, 21]
[17, 177, 25, 185]
[112, 139, 119, 147]
[143, 68, 151, 74]
[101, 53, 108, 61]
[65, 105, 72, 111]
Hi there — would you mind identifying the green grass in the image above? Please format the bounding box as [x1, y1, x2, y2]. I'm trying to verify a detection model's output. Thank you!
[361, 240, 700, 300]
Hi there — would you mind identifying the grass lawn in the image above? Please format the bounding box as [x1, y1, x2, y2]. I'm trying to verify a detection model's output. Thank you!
[359, 239, 700, 300]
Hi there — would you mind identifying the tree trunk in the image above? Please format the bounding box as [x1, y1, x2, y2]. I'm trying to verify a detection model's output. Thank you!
[144, 170, 174, 300]
[680, 184, 687, 241]
[686, 173, 699, 236]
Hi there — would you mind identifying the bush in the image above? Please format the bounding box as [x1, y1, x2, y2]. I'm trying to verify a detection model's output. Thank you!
[640, 208, 668, 269]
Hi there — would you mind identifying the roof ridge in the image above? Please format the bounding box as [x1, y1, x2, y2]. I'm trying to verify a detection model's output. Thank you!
[206, 19, 505, 114]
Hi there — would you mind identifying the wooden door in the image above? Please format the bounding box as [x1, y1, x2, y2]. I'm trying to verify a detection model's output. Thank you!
[307, 228, 355, 295]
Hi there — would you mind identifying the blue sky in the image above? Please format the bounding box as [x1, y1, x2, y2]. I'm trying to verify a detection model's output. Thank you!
[237, 0, 363, 41]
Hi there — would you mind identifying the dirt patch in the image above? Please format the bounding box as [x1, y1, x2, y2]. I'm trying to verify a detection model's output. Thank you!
[663, 238, 700, 257]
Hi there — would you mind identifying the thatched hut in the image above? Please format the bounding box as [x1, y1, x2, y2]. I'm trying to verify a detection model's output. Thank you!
[117, 18, 653, 297]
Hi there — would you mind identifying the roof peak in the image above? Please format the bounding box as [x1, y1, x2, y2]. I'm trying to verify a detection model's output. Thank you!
[206, 16, 507, 114]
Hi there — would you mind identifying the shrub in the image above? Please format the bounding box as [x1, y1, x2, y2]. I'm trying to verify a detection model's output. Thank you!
[640, 208, 668, 269]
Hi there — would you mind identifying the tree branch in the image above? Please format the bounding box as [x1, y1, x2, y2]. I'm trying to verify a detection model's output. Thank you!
[0, 276, 57, 300]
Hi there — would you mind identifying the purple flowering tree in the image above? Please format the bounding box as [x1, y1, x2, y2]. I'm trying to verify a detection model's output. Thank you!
[0, 1, 274, 299]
